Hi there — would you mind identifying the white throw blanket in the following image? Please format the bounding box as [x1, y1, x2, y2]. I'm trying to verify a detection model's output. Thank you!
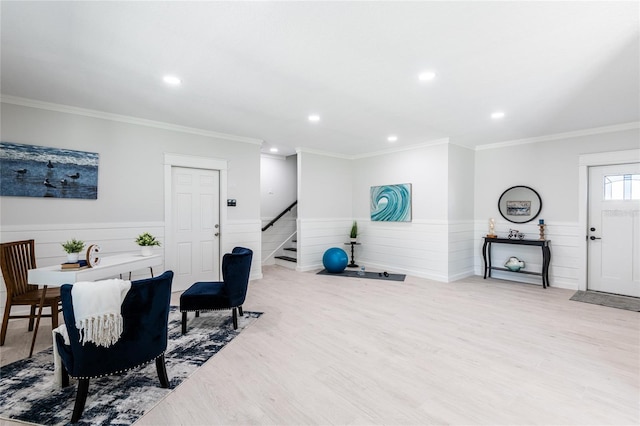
[51, 278, 131, 385]
[72, 278, 131, 347]
[52, 325, 70, 386]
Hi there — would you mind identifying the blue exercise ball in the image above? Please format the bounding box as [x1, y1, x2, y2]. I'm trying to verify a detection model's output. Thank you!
[322, 247, 348, 273]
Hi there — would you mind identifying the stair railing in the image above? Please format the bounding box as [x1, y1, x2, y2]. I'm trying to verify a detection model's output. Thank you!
[262, 200, 297, 232]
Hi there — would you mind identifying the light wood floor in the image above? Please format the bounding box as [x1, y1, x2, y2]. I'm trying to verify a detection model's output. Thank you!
[1, 265, 639, 425]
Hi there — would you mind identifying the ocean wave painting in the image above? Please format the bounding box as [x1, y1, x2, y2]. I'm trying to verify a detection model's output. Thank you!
[0, 142, 99, 199]
[370, 183, 411, 222]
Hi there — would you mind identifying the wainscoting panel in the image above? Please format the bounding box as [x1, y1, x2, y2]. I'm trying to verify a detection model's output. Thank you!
[448, 220, 476, 282]
[0, 220, 263, 315]
[297, 218, 353, 272]
[297, 218, 478, 282]
[222, 220, 263, 280]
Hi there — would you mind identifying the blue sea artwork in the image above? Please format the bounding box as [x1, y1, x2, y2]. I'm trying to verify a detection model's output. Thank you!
[0, 142, 99, 199]
[370, 183, 412, 222]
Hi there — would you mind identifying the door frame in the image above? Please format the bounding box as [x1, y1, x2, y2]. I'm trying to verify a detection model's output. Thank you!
[163, 153, 228, 278]
[577, 148, 640, 291]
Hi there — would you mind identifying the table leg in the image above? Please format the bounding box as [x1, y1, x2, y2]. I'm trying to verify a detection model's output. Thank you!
[347, 243, 358, 268]
[542, 245, 551, 288]
[482, 240, 489, 279]
[29, 285, 47, 358]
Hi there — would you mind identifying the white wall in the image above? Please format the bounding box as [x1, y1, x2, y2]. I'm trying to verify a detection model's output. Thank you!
[296, 150, 353, 271]
[448, 143, 476, 280]
[0, 101, 263, 287]
[351, 142, 452, 281]
[474, 127, 640, 289]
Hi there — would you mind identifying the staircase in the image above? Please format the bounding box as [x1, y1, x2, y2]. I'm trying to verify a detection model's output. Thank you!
[275, 239, 297, 268]
[262, 201, 298, 268]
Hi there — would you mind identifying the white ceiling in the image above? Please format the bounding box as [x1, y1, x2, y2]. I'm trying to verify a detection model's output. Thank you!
[1, 1, 638, 156]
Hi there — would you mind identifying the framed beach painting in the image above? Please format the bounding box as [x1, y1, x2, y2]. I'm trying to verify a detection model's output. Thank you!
[370, 183, 412, 222]
[0, 142, 99, 199]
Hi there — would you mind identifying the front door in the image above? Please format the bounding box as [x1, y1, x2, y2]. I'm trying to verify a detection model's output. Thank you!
[587, 163, 640, 297]
[171, 167, 220, 291]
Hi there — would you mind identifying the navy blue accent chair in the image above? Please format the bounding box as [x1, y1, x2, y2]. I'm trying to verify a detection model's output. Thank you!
[180, 247, 253, 333]
[55, 270, 174, 423]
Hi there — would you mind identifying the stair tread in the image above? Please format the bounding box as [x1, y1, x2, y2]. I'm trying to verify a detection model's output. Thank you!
[283, 247, 297, 252]
[275, 255, 297, 262]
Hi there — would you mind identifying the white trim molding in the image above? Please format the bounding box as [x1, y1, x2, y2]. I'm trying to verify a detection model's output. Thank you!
[1, 95, 263, 145]
[477, 122, 640, 151]
[163, 153, 229, 280]
[577, 148, 640, 291]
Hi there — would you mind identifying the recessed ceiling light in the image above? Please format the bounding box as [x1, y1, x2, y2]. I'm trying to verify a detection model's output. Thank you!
[491, 111, 505, 119]
[270, 147, 279, 153]
[418, 71, 436, 81]
[387, 135, 398, 142]
[308, 114, 320, 122]
[163, 75, 182, 85]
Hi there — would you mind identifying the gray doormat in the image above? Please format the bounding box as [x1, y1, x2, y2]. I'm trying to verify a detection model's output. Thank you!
[317, 269, 405, 282]
[570, 290, 640, 312]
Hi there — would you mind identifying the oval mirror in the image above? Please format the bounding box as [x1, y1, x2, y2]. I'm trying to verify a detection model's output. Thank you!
[498, 185, 542, 224]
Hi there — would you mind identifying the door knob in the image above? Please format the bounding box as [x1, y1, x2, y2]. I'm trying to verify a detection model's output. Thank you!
[589, 236, 601, 240]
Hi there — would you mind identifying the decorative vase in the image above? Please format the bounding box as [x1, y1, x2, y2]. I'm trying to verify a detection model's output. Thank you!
[504, 256, 525, 272]
[140, 246, 153, 257]
[350, 237, 357, 243]
[66, 252, 79, 263]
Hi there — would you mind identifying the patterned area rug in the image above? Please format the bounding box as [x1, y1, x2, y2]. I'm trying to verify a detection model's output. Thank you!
[317, 269, 406, 282]
[570, 290, 640, 312]
[0, 307, 261, 425]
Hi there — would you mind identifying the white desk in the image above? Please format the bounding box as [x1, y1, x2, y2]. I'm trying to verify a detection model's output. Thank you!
[28, 253, 163, 286]
[26, 253, 162, 357]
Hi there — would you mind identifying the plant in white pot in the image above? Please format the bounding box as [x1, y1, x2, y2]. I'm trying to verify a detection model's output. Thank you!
[61, 238, 85, 263]
[135, 232, 161, 256]
[350, 220, 358, 242]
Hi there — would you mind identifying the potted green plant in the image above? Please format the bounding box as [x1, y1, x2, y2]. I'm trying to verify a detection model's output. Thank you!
[135, 232, 161, 257]
[350, 220, 358, 242]
[61, 238, 85, 262]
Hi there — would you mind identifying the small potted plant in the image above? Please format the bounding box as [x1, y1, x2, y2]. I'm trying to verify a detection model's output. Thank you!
[61, 238, 85, 262]
[350, 220, 358, 242]
[135, 232, 161, 256]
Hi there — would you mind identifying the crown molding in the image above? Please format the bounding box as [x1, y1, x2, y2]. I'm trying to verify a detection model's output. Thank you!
[351, 138, 450, 159]
[476, 122, 640, 151]
[0, 94, 264, 145]
[296, 138, 451, 160]
[260, 153, 288, 160]
[295, 147, 353, 160]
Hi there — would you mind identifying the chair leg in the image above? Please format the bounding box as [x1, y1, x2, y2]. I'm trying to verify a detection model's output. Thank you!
[238, 306, 244, 317]
[61, 365, 70, 388]
[0, 299, 12, 346]
[71, 378, 90, 423]
[155, 354, 170, 388]
[50, 301, 59, 330]
[232, 307, 238, 330]
[181, 311, 187, 334]
[28, 305, 36, 331]
[195, 310, 200, 317]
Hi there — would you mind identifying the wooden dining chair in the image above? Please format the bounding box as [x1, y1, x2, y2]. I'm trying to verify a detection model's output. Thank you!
[0, 239, 61, 346]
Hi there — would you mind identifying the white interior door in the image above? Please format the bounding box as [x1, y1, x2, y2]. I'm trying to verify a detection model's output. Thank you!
[171, 167, 220, 291]
[588, 163, 640, 297]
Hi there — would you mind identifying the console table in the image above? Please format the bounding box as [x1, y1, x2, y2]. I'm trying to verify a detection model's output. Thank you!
[482, 237, 551, 288]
